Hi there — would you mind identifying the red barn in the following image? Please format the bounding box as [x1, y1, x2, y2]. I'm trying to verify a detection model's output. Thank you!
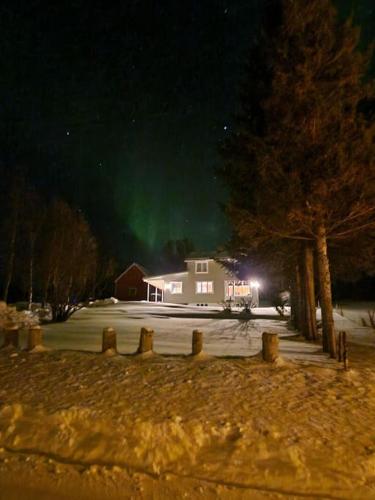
[114, 263, 149, 301]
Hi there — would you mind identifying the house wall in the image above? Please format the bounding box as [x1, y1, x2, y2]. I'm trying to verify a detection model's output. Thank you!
[115, 265, 148, 301]
[163, 260, 237, 304]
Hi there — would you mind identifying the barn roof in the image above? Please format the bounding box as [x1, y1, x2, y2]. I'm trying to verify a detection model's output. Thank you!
[114, 262, 149, 283]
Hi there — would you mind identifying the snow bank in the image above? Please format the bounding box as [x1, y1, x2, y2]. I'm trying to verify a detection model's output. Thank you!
[0, 403, 215, 474]
[0, 302, 39, 330]
[88, 297, 119, 308]
[1, 349, 375, 498]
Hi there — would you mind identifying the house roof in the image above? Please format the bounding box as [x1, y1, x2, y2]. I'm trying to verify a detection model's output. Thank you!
[115, 262, 149, 283]
[184, 251, 234, 261]
[143, 271, 189, 289]
[143, 271, 188, 281]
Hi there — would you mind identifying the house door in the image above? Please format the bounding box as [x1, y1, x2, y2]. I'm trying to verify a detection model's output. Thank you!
[150, 288, 163, 302]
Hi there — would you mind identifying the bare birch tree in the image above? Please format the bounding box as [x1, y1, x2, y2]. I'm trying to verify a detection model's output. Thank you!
[40, 199, 97, 322]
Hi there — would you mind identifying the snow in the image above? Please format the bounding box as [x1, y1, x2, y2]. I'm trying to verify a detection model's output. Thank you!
[0, 302, 333, 363]
[0, 301, 374, 499]
[332, 302, 375, 346]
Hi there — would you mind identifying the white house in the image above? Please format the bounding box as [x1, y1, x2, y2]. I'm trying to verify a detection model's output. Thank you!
[143, 254, 260, 306]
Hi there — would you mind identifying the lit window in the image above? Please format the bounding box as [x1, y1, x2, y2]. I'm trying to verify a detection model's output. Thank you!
[196, 281, 214, 294]
[225, 281, 251, 297]
[235, 283, 250, 296]
[169, 282, 183, 294]
[195, 261, 208, 273]
[225, 282, 234, 297]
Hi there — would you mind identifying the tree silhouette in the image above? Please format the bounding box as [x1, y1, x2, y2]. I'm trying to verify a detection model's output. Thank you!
[220, 0, 375, 356]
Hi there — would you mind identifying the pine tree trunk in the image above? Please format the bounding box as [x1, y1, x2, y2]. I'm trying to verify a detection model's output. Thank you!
[294, 262, 303, 331]
[290, 266, 300, 330]
[316, 222, 336, 357]
[299, 253, 308, 338]
[303, 242, 317, 341]
[42, 271, 52, 307]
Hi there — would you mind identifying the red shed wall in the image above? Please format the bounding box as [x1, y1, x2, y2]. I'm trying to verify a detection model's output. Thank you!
[115, 266, 148, 301]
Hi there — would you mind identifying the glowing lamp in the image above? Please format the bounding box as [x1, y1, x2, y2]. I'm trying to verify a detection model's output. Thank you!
[250, 280, 260, 289]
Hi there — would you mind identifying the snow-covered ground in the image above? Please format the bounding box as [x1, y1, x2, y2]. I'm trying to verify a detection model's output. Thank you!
[333, 302, 375, 346]
[0, 301, 345, 363]
[1, 301, 375, 499]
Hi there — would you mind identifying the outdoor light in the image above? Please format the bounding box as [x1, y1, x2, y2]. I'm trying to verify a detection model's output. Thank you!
[250, 280, 260, 289]
[164, 283, 171, 291]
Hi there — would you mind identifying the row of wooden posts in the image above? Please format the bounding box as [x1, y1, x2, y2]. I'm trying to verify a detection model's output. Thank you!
[2, 324, 280, 361]
[2, 324, 43, 351]
[1, 324, 348, 367]
[1, 325, 208, 356]
[102, 327, 201, 355]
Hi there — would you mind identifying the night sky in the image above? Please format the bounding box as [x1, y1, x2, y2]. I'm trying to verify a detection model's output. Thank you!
[1, 0, 373, 267]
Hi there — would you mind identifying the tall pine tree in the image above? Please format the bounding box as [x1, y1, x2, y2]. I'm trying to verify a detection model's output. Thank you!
[221, 0, 375, 357]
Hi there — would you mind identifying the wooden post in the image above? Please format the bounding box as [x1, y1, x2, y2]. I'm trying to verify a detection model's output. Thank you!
[137, 327, 154, 353]
[336, 334, 341, 362]
[2, 324, 19, 349]
[343, 336, 348, 371]
[262, 332, 279, 362]
[102, 327, 117, 353]
[339, 331, 348, 370]
[368, 310, 375, 329]
[192, 330, 203, 355]
[337, 331, 342, 362]
[27, 325, 43, 351]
